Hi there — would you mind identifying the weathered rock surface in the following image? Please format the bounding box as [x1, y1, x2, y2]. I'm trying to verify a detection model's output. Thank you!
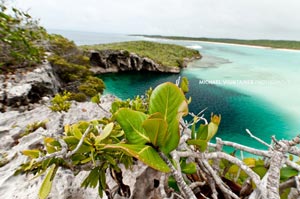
[89, 50, 183, 74]
[0, 96, 110, 199]
[0, 62, 61, 112]
[0, 95, 163, 199]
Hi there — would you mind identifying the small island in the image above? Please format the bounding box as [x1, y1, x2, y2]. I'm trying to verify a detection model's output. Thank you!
[81, 41, 201, 73]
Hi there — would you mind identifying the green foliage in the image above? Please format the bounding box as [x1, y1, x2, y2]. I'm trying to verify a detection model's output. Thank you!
[20, 120, 48, 137]
[81, 41, 200, 68]
[180, 76, 189, 93]
[111, 94, 149, 114]
[48, 55, 91, 83]
[149, 82, 188, 153]
[191, 114, 221, 141]
[69, 92, 87, 102]
[78, 76, 105, 97]
[47, 34, 78, 57]
[115, 108, 149, 144]
[17, 80, 213, 198]
[0, 3, 47, 68]
[104, 144, 170, 172]
[39, 164, 57, 199]
[111, 82, 189, 171]
[49, 91, 72, 112]
[17, 119, 133, 198]
[91, 93, 101, 104]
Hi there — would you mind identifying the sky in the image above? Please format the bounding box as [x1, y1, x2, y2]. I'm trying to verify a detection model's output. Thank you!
[12, 0, 300, 40]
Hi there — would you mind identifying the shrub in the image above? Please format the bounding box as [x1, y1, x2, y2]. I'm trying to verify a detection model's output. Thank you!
[47, 34, 78, 57]
[49, 55, 91, 83]
[49, 91, 72, 112]
[78, 76, 105, 97]
[69, 92, 87, 102]
[0, 3, 47, 69]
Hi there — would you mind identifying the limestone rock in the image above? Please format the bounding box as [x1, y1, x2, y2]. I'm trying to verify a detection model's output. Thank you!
[89, 50, 181, 74]
[0, 96, 113, 199]
[0, 62, 61, 111]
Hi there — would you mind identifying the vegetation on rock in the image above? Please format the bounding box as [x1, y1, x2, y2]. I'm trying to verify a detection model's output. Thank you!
[20, 120, 48, 137]
[16, 78, 300, 199]
[49, 91, 72, 112]
[0, 2, 105, 102]
[0, 3, 47, 69]
[81, 41, 201, 68]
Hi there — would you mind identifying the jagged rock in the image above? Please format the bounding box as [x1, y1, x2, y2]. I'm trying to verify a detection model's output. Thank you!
[0, 96, 113, 199]
[0, 62, 61, 112]
[89, 50, 182, 74]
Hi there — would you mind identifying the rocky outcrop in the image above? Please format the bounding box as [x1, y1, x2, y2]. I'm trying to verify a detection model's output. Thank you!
[0, 62, 61, 112]
[89, 50, 186, 74]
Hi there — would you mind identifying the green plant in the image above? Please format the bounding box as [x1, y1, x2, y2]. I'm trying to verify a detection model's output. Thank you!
[69, 92, 87, 102]
[16, 78, 300, 199]
[0, 3, 47, 68]
[49, 91, 72, 112]
[78, 76, 105, 97]
[20, 120, 48, 137]
[48, 55, 91, 83]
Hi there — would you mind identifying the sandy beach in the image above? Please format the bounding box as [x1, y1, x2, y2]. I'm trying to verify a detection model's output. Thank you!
[188, 40, 300, 53]
[147, 37, 300, 53]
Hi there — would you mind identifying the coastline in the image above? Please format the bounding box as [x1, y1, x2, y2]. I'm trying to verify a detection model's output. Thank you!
[197, 40, 300, 53]
[142, 37, 300, 53]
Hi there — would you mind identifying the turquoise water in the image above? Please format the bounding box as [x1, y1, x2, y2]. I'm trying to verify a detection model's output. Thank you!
[54, 30, 300, 151]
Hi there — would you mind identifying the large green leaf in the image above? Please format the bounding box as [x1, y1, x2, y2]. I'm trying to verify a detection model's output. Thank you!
[115, 108, 150, 144]
[95, 122, 114, 144]
[196, 114, 221, 141]
[149, 82, 188, 153]
[142, 113, 168, 149]
[38, 164, 57, 199]
[105, 144, 170, 172]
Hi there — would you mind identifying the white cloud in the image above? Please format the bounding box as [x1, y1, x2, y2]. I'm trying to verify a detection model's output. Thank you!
[13, 0, 300, 40]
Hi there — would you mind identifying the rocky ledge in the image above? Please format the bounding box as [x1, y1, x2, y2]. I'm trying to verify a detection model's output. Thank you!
[0, 62, 61, 112]
[88, 49, 200, 74]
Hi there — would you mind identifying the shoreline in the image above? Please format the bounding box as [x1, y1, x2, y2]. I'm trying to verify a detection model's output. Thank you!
[142, 37, 300, 53]
[197, 40, 300, 53]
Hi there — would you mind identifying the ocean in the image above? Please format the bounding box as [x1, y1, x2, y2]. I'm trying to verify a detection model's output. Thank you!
[50, 29, 300, 153]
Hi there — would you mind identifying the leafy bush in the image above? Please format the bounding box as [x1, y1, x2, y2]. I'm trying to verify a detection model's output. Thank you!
[48, 55, 91, 83]
[17, 79, 300, 199]
[0, 3, 47, 69]
[78, 76, 105, 97]
[49, 91, 72, 112]
[47, 34, 78, 57]
[69, 92, 87, 102]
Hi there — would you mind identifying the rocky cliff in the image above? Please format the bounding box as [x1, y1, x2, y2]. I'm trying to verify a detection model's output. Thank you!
[0, 62, 61, 112]
[89, 50, 198, 74]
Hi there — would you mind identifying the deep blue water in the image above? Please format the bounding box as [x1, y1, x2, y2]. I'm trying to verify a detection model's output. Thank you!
[52, 30, 300, 152]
